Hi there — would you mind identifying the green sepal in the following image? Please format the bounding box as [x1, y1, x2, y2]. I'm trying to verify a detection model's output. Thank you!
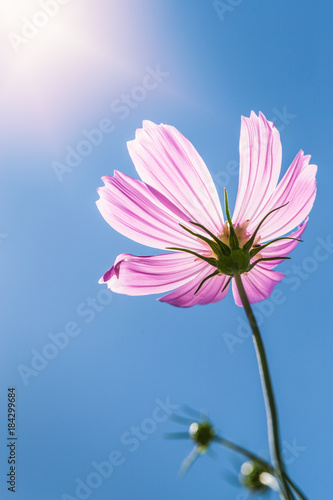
[243, 203, 289, 253]
[224, 189, 239, 250]
[179, 224, 221, 256]
[166, 247, 218, 267]
[189, 222, 231, 256]
[221, 276, 232, 293]
[249, 237, 302, 259]
[247, 256, 290, 272]
[194, 270, 220, 294]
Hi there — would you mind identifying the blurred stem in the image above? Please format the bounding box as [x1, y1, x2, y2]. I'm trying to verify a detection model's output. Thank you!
[234, 273, 296, 500]
[284, 474, 308, 500]
[216, 436, 275, 472]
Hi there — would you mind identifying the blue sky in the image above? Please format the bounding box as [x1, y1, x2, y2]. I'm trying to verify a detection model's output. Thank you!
[1, 1, 332, 498]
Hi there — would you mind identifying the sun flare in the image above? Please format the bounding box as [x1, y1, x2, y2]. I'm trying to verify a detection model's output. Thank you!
[0, 0, 121, 148]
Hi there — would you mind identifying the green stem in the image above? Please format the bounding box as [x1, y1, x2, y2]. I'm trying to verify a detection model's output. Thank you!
[234, 272, 295, 500]
[284, 474, 308, 500]
[215, 436, 275, 473]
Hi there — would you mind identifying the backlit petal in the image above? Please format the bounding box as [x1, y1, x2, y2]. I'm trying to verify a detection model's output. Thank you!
[100, 252, 205, 295]
[128, 121, 224, 234]
[159, 266, 230, 307]
[96, 171, 207, 251]
[233, 112, 282, 225]
[232, 266, 285, 306]
[259, 219, 308, 268]
[251, 153, 316, 241]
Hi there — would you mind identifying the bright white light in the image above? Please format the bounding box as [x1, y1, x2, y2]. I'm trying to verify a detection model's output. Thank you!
[0, 0, 128, 150]
[240, 461, 254, 476]
[0, 1, 84, 146]
[259, 472, 279, 491]
[0, 1, 32, 31]
[0, 1, 73, 53]
[189, 422, 199, 437]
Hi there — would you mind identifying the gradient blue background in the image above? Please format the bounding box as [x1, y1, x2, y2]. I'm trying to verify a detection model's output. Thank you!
[1, 1, 332, 499]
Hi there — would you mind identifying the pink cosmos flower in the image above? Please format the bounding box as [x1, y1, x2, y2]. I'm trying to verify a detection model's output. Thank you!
[96, 112, 317, 307]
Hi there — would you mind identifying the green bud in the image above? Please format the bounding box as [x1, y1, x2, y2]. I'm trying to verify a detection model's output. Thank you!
[240, 461, 270, 492]
[189, 421, 215, 450]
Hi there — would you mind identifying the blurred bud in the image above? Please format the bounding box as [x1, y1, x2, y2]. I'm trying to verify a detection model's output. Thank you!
[240, 460, 275, 492]
[189, 421, 216, 450]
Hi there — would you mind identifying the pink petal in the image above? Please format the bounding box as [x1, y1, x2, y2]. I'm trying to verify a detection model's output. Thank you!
[127, 121, 224, 234]
[258, 218, 308, 269]
[251, 152, 317, 241]
[96, 171, 207, 252]
[232, 112, 282, 225]
[232, 112, 316, 242]
[231, 266, 285, 306]
[159, 265, 230, 307]
[100, 252, 206, 295]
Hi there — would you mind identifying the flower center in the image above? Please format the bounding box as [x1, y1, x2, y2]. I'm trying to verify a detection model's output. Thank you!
[167, 190, 295, 295]
[214, 220, 262, 276]
[218, 220, 260, 248]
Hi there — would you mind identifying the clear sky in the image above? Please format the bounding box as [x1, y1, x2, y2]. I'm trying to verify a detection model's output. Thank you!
[1, 1, 332, 499]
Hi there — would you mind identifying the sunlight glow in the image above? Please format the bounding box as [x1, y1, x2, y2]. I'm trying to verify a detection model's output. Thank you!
[0, 0, 130, 149]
